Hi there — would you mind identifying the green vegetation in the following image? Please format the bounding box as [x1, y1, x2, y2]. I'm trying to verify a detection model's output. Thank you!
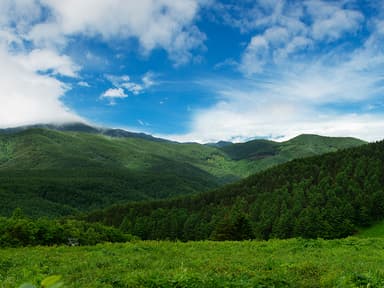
[0, 126, 364, 217]
[0, 209, 132, 247]
[357, 221, 384, 238]
[2, 238, 384, 287]
[0, 124, 382, 287]
[86, 140, 383, 241]
[222, 134, 366, 172]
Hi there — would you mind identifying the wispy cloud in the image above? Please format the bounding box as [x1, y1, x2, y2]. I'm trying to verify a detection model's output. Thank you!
[101, 72, 157, 105]
[78, 81, 90, 87]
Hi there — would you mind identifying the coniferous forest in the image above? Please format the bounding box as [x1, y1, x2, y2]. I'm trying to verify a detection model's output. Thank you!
[85, 140, 384, 241]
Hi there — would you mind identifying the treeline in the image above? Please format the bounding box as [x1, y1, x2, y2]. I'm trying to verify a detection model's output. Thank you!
[0, 209, 134, 247]
[85, 141, 384, 240]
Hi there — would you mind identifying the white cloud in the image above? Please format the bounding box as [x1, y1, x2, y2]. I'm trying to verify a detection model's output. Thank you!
[166, 109, 384, 143]
[121, 82, 143, 95]
[28, 0, 207, 64]
[305, 0, 364, 41]
[0, 0, 43, 34]
[78, 81, 90, 87]
[0, 1, 82, 128]
[234, 0, 365, 74]
[240, 36, 269, 75]
[16, 49, 79, 77]
[142, 72, 156, 88]
[166, 32, 384, 143]
[0, 0, 206, 128]
[0, 45, 82, 128]
[101, 88, 127, 99]
[103, 73, 156, 102]
[100, 87, 127, 106]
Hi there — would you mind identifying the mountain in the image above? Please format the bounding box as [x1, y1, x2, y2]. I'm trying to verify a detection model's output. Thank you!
[0, 122, 169, 142]
[206, 141, 233, 148]
[0, 123, 365, 217]
[86, 140, 384, 241]
[220, 134, 365, 168]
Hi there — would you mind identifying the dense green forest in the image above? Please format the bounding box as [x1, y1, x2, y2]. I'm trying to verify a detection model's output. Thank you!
[85, 140, 384, 241]
[0, 124, 364, 217]
[0, 208, 132, 247]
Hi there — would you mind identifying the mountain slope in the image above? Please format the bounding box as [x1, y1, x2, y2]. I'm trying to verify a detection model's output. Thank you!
[85, 140, 384, 241]
[221, 134, 365, 173]
[0, 125, 365, 217]
[0, 122, 169, 142]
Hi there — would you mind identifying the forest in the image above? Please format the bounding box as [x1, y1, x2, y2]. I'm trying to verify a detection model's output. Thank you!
[0, 208, 132, 247]
[85, 140, 384, 241]
[0, 127, 378, 243]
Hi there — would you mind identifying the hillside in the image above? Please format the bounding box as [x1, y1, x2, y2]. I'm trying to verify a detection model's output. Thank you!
[86, 140, 383, 241]
[220, 134, 365, 172]
[0, 124, 365, 217]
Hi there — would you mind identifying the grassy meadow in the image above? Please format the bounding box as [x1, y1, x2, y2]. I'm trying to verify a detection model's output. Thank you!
[2, 237, 384, 287]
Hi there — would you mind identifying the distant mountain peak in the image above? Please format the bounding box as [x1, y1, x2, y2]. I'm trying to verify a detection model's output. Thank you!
[206, 141, 233, 148]
[0, 122, 171, 142]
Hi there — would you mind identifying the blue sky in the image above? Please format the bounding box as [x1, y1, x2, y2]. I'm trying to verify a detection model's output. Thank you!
[0, 0, 384, 142]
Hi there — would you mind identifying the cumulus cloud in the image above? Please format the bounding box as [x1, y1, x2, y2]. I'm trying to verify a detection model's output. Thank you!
[16, 49, 79, 77]
[28, 0, 207, 64]
[0, 45, 82, 128]
[100, 88, 128, 106]
[101, 88, 127, 99]
[235, 0, 365, 74]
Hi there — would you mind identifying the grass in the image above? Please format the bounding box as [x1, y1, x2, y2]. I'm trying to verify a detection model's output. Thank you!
[357, 221, 384, 238]
[2, 238, 384, 287]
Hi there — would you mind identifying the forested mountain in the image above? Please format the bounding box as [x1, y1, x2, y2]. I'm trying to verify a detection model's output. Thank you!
[0, 124, 364, 217]
[0, 122, 169, 142]
[85, 140, 384, 241]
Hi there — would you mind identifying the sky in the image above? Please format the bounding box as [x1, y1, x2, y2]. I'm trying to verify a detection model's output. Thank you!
[0, 0, 384, 143]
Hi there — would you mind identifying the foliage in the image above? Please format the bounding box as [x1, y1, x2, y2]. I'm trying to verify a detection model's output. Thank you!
[20, 275, 64, 288]
[0, 210, 133, 247]
[2, 238, 384, 287]
[86, 140, 384, 240]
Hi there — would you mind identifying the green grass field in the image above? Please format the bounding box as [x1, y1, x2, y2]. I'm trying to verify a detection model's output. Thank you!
[2, 237, 384, 287]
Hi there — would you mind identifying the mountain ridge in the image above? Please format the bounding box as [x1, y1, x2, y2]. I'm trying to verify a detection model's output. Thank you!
[0, 122, 170, 143]
[0, 123, 367, 217]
